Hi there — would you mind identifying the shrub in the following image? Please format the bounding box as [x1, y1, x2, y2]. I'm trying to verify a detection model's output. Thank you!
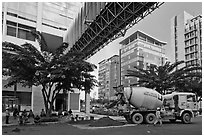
[39, 117, 59, 122]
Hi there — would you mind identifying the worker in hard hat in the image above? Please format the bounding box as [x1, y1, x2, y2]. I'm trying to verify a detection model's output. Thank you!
[154, 107, 162, 126]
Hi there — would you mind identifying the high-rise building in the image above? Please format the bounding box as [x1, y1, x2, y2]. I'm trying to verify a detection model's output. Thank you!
[184, 15, 202, 67]
[2, 2, 83, 113]
[170, 11, 202, 68]
[119, 30, 167, 87]
[98, 55, 120, 100]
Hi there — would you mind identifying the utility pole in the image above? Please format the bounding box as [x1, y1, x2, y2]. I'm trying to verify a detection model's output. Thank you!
[119, 49, 122, 86]
[14, 83, 17, 111]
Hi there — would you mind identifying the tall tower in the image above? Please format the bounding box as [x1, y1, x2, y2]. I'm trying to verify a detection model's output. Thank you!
[119, 30, 166, 87]
[170, 11, 194, 68]
[98, 55, 120, 100]
[184, 15, 202, 67]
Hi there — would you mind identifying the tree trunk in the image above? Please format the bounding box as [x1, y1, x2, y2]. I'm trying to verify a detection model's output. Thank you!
[63, 90, 67, 111]
[85, 90, 90, 115]
[42, 88, 49, 116]
[47, 101, 53, 117]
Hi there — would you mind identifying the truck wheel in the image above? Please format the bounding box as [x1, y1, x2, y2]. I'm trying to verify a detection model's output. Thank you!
[132, 113, 143, 124]
[181, 112, 192, 124]
[145, 113, 155, 124]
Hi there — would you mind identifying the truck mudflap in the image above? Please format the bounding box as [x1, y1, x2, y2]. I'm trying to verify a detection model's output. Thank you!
[193, 111, 199, 117]
[123, 112, 132, 124]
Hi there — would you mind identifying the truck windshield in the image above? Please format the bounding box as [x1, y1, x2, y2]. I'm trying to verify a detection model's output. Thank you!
[187, 95, 196, 102]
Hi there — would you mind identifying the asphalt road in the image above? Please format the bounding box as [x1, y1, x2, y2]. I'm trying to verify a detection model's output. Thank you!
[2, 116, 202, 135]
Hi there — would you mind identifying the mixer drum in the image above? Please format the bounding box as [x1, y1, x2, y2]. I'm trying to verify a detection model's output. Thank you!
[123, 87, 163, 110]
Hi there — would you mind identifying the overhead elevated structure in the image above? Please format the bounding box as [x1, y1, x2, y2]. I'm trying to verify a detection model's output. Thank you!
[65, 2, 164, 59]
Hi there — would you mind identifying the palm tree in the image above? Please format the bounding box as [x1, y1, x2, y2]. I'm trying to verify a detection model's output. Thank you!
[175, 77, 202, 97]
[126, 61, 202, 95]
[2, 30, 97, 116]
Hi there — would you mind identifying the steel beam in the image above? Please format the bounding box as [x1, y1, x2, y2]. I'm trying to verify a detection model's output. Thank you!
[69, 2, 164, 59]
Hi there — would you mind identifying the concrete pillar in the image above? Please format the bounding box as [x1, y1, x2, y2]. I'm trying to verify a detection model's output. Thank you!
[67, 91, 70, 111]
[3, 2, 8, 37]
[85, 91, 90, 115]
[36, 2, 43, 32]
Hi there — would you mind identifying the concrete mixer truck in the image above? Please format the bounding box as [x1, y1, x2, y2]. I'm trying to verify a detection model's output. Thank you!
[112, 87, 198, 124]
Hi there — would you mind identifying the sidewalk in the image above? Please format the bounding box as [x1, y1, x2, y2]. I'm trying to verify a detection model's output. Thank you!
[2, 112, 125, 127]
[2, 116, 35, 127]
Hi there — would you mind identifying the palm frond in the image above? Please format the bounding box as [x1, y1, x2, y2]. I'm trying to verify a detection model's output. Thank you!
[30, 30, 48, 52]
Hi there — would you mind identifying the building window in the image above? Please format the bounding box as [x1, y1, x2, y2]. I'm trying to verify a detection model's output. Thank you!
[7, 25, 17, 37]
[190, 53, 194, 58]
[6, 20, 35, 41]
[187, 55, 190, 60]
[138, 34, 146, 41]
[195, 38, 198, 44]
[185, 47, 189, 53]
[18, 24, 35, 41]
[190, 39, 193, 45]
[195, 45, 198, 51]
[190, 46, 194, 52]
[195, 52, 198, 58]
[195, 30, 198, 36]
[6, 21, 17, 37]
[185, 41, 189, 46]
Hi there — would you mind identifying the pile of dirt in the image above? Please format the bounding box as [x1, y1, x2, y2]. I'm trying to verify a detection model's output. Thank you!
[68, 120, 94, 125]
[89, 117, 125, 127]
[12, 128, 21, 132]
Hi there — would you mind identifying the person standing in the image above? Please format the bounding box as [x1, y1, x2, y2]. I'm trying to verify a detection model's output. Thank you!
[67, 109, 73, 120]
[40, 109, 46, 117]
[5, 109, 10, 124]
[13, 108, 19, 119]
[22, 109, 28, 123]
[28, 109, 34, 118]
[68, 109, 73, 116]
[154, 107, 162, 126]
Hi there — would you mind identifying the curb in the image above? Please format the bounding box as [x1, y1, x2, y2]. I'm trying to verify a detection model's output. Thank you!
[2, 115, 96, 127]
[2, 122, 34, 127]
[71, 123, 136, 130]
[2, 120, 64, 127]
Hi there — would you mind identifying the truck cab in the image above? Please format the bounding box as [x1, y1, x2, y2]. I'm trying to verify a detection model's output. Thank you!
[163, 92, 198, 123]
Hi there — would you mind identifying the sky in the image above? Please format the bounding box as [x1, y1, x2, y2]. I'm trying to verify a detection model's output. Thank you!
[80, 2, 202, 100]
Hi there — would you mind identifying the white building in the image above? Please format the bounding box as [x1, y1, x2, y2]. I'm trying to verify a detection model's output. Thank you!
[119, 30, 167, 87]
[170, 11, 194, 68]
[184, 15, 202, 67]
[2, 2, 83, 114]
